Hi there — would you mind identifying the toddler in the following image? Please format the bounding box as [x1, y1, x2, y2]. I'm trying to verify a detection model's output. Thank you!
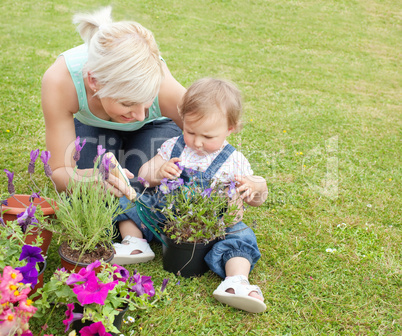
[114, 78, 268, 313]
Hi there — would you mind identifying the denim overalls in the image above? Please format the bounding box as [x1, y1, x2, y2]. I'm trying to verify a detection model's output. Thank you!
[115, 136, 261, 278]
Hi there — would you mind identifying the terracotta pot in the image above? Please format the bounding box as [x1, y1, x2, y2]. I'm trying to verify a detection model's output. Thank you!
[2, 194, 56, 255]
[2, 194, 57, 221]
[58, 243, 114, 273]
[161, 234, 216, 278]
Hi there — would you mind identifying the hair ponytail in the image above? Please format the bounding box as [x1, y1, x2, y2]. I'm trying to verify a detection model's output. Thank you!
[73, 6, 113, 45]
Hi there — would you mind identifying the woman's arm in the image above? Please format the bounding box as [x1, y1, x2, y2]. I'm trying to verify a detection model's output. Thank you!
[41, 56, 82, 192]
[41, 57, 132, 197]
[158, 62, 185, 129]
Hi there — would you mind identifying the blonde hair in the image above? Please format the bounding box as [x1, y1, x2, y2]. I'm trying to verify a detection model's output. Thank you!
[179, 78, 243, 132]
[73, 6, 163, 104]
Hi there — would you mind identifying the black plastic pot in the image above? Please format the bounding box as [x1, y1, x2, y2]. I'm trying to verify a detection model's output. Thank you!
[161, 234, 216, 278]
[72, 303, 128, 335]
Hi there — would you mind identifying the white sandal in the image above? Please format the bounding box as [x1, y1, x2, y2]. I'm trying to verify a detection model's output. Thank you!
[112, 235, 155, 265]
[213, 275, 267, 313]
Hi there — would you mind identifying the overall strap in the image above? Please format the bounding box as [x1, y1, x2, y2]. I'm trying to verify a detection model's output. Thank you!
[170, 135, 186, 159]
[203, 144, 236, 180]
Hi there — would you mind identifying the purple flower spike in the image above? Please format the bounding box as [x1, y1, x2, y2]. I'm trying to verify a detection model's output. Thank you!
[28, 149, 40, 174]
[93, 145, 106, 163]
[40, 151, 53, 177]
[17, 204, 38, 233]
[4, 169, 15, 195]
[161, 278, 169, 292]
[79, 321, 112, 336]
[73, 137, 86, 162]
[15, 262, 39, 288]
[99, 154, 113, 180]
[63, 303, 84, 333]
[29, 191, 40, 203]
[19, 245, 44, 264]
[201, 188, 213, 198]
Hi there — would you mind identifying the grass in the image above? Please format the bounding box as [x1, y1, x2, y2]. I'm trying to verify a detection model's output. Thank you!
[1, 0, 401, 335]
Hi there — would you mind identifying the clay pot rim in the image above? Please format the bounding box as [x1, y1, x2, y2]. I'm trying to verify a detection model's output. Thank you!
[58, 242, 114, 268]
[3, 194, 58, 215]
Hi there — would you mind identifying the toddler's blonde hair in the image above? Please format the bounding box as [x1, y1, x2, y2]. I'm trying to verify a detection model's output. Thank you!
[73, 6, 163, 104]
[179, 78, 243, 132]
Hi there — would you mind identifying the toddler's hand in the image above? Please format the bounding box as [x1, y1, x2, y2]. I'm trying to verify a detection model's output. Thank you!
[158, 158, 182, 180]
[234, 175, 256, 203]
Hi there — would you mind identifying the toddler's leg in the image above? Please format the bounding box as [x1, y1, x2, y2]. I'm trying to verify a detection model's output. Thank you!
[205, 222, 266, 313]
[112, 197, 155, 265]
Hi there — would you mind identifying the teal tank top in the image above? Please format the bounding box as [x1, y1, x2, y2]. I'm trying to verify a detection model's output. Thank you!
[61, 44, 164, 131]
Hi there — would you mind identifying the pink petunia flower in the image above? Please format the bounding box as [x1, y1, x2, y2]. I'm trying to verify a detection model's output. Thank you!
[73, 273, 118, 306]
[66, 260, 101, 285]
[79, 321, 112, 336]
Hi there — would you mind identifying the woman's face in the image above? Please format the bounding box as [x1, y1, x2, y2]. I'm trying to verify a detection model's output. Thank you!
[101, 98, 153, 123]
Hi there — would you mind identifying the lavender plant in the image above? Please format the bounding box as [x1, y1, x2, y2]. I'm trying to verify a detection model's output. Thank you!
[1, 138, 128, 255]
[143, 167, 243, 244]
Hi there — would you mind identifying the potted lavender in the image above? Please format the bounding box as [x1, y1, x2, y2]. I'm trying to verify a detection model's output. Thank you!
[138, 167, 242, 277]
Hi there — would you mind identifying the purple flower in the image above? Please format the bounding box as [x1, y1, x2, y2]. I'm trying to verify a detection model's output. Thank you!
[4, 169, 15, 195]
[19, 245, 44, 264]
[29, 191, 40, 203]
[17, 204, 38, 233]
[201, 188, 213, 198]
[168, 178, 184, 191]
[130, 273, 155, 298]
[15, 262, 39, 288]
[175, 162, 184, 170]
[99, 154, 113, 180]
[184, 167, 196, 176]
[63, 303, 83, 332]
[1, 199, 8, 206]
[161, 278, 169, 292]
[0, 217, 5, 227]
[40, 151, 53, 177]
[28, 149, 40, 174]
[112, 264, 130, 282]
[93, 145, 106, 163]
[228, 180, 237, 199]
[72, 272, 118, 305]
[137, 176, 150, 188]
[159, 178, 171, 195]
[73, 136, 87, 162]
[79, 321, 112, 336]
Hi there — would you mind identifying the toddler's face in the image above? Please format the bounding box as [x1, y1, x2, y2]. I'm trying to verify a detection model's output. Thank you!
[183, 114, 233, 155]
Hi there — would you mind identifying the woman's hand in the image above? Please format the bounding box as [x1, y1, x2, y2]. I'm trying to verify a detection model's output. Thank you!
[104, 168, 135, 199]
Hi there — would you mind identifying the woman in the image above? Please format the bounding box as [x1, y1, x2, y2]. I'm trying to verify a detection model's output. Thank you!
[41, 6, 184, 196]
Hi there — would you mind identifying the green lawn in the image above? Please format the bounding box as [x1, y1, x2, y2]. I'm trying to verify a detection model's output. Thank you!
[0, 0, 401, 335]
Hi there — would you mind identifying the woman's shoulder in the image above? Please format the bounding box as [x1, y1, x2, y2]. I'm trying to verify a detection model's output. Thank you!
[42, 55, 79, 114]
